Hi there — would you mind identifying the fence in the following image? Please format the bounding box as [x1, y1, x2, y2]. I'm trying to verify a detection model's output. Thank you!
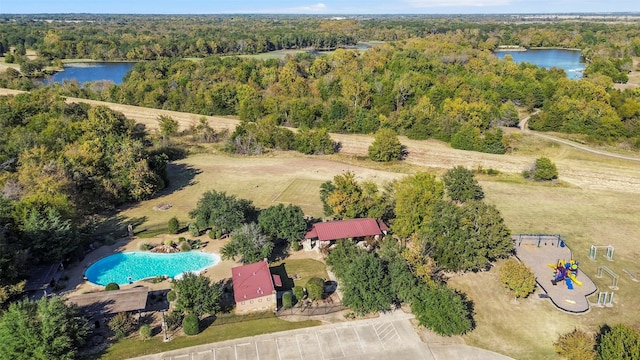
[513, 234, 563, 247]
[276, 302, 346, 317]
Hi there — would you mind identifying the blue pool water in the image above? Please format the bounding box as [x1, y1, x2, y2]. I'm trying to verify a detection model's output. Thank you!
[86, 251, 220, 286]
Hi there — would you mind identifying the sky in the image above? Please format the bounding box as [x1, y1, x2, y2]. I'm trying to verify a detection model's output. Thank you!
[2, 0, 639, 15]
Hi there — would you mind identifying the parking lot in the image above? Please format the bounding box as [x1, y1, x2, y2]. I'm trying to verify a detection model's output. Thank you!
[134, 311, 513, 360]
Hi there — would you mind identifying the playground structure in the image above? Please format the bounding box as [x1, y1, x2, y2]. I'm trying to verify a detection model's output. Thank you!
[596, 265, 619, 290]
[595, 291, 615, 307]
[514, 234, 598, 313]
[589, 245, 614, 261]
[549, 259, 582, 290]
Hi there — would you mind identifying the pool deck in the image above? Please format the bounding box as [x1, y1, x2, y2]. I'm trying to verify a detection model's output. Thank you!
[515, 240, 598, 314]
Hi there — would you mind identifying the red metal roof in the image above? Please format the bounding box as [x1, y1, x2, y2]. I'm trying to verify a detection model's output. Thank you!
[231, 260, 275, 303]
[305, 218, 387, 241]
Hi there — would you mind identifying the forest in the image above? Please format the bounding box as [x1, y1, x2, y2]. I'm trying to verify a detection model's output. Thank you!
[2, 15, 640, 149]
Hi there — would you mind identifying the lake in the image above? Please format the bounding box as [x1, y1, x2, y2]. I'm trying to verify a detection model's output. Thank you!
[494, 49, 585, 80]
[45, 62, 135, 85]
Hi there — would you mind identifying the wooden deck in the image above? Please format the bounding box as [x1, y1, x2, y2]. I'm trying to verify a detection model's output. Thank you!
[515, 240, 597, 314]
[67, 286, 149, 317]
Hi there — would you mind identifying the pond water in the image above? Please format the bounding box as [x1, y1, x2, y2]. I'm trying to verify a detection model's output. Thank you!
[494, 49, 585, 80]
[85, 251, 220, 286]
[44, 62, 135, 85]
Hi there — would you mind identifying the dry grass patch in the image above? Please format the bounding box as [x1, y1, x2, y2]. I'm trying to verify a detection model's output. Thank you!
[274, 178, 324, 208]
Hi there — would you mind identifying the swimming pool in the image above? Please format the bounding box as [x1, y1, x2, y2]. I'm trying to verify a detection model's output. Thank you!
[85, 251, 220, 286]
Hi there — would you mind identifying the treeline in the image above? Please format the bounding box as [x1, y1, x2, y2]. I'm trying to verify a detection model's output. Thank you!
[1, 15, 639, 61]
[0, 90, 168, 304]
[39, 36, 640, 148]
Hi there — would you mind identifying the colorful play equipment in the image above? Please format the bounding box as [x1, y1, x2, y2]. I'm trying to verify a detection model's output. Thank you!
[549, 259, 582, 290]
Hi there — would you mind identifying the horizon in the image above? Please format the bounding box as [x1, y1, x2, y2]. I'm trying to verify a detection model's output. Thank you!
[2, 0, 639, 15]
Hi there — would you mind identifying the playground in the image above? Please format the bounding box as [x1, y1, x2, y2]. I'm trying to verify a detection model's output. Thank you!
[514, 234, 597, 313]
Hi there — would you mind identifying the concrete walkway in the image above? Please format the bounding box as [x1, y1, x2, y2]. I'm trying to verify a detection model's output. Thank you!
[132, 310, 513, 360]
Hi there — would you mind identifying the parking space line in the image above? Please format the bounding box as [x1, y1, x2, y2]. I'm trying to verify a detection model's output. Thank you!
[296, 333, 303, 359]
[315, 330, 326, 360]
[255, 342, 260, 360]
[334, 328, 346, 358]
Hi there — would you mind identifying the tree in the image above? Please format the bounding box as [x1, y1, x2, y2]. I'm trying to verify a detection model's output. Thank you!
[189, 190, 256, 234]
[305, 277, 324, 301]
[368, 128, 404, 162]
[157, 115, 178, 147]
[554, 328, 596, 360]
[442, 166, 484, 203]
[341, 253, 393, 315]
[258, 204, 306, 244]
[392, 173, 444, 240]
[597, 324, 640, 360]
[326, 239, 366, 278]
[139, 324, 152, 340]
[282, 292, 293, 308]
[172, 272, 222, 317]
[293, 286, 305, 303]
[499, 259, 536, 298]
[0, 297, 90, 360]
[410, 284, 473, 336]
[530, 157, 559, 181]
[423, 200, 512, 272]
[221, 223, 273, 264]
[167, 217, 180, 234]
[293, 127, 335, 155]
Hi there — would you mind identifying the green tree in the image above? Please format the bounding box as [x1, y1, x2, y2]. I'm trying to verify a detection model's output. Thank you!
[442, 166, 484, 203]
[172, 272, 222, 317]
[258, 204, 307, 244]
[597, 324, 640, 360]
[392, 173, 444, 240]
[293, 286, 305, 304]
[341, 253, 393, 315]
[139, 324, 152, 340]
[305, 277, 324, 301]
[0, 297, 90, 360]
[482, 128, 506, 154]
[368, 128, 404, 162]
[411, 284, 473, 336]
[554, 328, 596, 360]
[282, 292, 293, 309]
[189, 190, 256, 234]
[423, 200, 512, 272]
[326, 239, 366, 278]
[528, 157, 558, 181]
[157, 115, 179, 147]
[450, 123, 481, 151]
[499, 259, 536, 298]
[294, 128, 335, 155]
[221, 223, 273, 264]
[167, 217, 180, 234]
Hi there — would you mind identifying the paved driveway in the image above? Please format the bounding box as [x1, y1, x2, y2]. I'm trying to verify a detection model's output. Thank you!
[133, 311, 513, 360]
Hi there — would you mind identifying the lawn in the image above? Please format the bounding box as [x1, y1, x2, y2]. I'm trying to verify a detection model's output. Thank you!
[100, 313, 320, 360]
[271, 258, 329, 289]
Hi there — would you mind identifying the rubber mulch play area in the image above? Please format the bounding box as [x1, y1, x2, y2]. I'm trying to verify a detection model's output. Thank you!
[514, 235, 598, 313]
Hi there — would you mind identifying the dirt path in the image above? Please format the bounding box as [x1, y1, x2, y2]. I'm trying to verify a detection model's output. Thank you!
[2, 88, 640, 193]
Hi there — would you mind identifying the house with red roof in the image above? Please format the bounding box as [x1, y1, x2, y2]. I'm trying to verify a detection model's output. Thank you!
[303, 218, 388, 251]
[231, 259, 277, 314]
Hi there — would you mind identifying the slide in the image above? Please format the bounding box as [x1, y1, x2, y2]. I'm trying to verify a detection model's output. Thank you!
[568, 273, 582, 287]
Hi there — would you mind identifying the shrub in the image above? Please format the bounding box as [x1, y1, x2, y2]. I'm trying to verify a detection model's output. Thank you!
[182, 314, 200, 336]
[189, 223, 200, 237]
[108, 312, 135, 339]
[178, 236, 186, 242]
[554, 328, 596, 360]
[105, 283, 120, 291]
[306, 277, 324, 301]
[164, 239, 174, 247]
[499, 259, 536, 298]
[208, 230, 217, 240]
[291, 241, 300, 251]
[139, 324, 152, 340]
[525, 157, 558, 181]
[179, 241, 192, 252]
[139, 243, 153, 251]
[167, 217, 180, 234]
[165, 311, 183, 331]
[293, 286, 305, 303]
[282, 292, 293, 309]
[167, 290, 177, 302]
